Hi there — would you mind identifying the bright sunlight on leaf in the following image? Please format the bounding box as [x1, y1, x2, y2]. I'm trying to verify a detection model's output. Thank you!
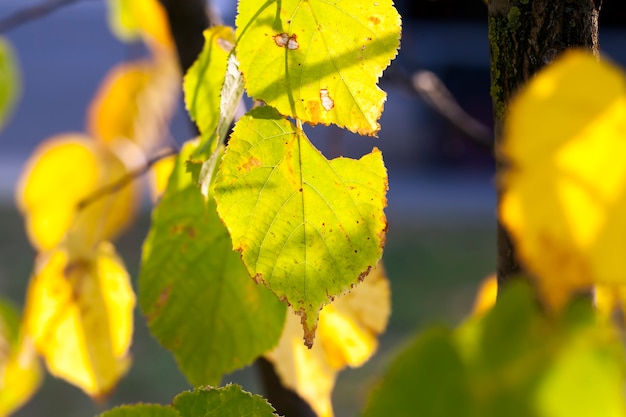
[0, 37, 19, 132]
[235, 0, 401, 135]
[16, 135, 138, 253]
[0, 299, 41, 417]
[106, 0, 174, 52]
[140, 140, 286, 386]
[500, 50, 626, 310]
[214, 106, 387, 346]
[23, 242, 134, 398]
[266, 263, 390, 417]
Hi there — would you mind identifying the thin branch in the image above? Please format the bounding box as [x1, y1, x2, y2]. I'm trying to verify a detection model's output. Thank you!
[384, 64, 494, 149]
[0, 0, 84, 33]
[77, 146, 179, 211]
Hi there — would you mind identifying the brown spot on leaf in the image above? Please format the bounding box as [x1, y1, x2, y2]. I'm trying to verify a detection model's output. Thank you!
[296, 310, 318, 349]
[307, 100, 321, 121]
[146, 285, 172, 323]
[273, 33, 299, 50]
[358, 265, 372, 282]
[369, 16, 381, 25]
[252, 273, 264, 284]
[239, 156, 262, 172]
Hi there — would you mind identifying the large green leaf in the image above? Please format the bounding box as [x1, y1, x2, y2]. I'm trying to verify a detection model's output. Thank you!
[0, 37, 19, 131]
[213, 106, 387, 346]
[173, 385, 278, 417]
[363, 282, 626, 417]
[235, 0, 401, 136]
[139, 140, 286, 386]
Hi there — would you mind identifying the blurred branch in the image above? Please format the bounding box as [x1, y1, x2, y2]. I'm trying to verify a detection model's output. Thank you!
[384, 65, 494, 149]
[0, 0, 82, 33]
[77, 146, 178, 211]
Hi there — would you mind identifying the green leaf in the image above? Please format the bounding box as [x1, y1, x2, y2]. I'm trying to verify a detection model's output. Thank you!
[213, 106, 387, 346]
[364, 282, 626, 417]
[183, 26, 236, 150]
[235, 0, 401, 136]
[139, 140, 286, 386]
[173, 385, 278, 417]
[98, 404, 179, 417]
[0, 37, 19, 131]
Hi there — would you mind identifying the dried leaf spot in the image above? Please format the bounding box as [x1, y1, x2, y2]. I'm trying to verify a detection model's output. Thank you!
[217, 37, 234, 53]
[369, 16, 381, 25]
[320, 89, 334, 111]
[240, 156, 262, 172]
[273, 33, 299, 50]
[307, 100, 321, 120]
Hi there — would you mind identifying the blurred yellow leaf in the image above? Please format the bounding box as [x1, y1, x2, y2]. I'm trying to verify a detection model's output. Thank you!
[107, 0, 174, 53]
[148, 152, 176, 202]
[23, 242, 134, 398]
[265, 263, 390, 417]
[472, 274, 498, 317]
[0, 301, 41, 417]
[16, 135, 138, 252]
[500, 50, 626, 310]
[87, 58, 180, 154]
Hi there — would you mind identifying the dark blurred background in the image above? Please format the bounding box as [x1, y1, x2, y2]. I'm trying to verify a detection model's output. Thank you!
[0, 1, 624, 416]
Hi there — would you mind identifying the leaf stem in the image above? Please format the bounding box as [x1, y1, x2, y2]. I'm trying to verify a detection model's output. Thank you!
[0, 0, 84, 33]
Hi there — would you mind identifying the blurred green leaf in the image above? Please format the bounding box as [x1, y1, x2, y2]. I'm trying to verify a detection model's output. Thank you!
[172, 385, 278, 417]
[139, 140, 286, 386]
[99, 404, 179, 417]
[0, 37, 19, 131]
[364, 282, 626, 417]
[214, 106, 387, 346]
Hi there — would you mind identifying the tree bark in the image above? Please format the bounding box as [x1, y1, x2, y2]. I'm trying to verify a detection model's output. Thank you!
[488, 0, 601, 289]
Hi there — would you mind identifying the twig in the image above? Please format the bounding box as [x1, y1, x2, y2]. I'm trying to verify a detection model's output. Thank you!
[384, 64, 494, 149]
[0, 0, 84, 33]
[77, 146, 179, 211]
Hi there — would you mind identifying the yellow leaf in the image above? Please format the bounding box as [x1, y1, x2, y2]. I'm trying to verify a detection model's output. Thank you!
[148, 152, 176, 202]
[500, 50, 626, 309]
[16, 135, 138, 252]
[87, 58, 180, 153]
[107, 0, 174, 53]
[265, 263, 390, 417]
[472, 274, 498, 317]
[0, 301, 41, 417]
[23, 242, 134, 398]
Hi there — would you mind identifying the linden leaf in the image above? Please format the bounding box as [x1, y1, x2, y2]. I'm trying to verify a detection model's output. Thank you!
[16, 135, 138, 252]
[0, 299, 41, 417]
[172, 385, 279, 417]
[472, 274, 498, 317]
[106, 0, 174, 52]
[265, 263, 390, 417]
[23, 242, 134, 398]
[99, 404, 179, 417]
[213, 106, 387, 346]
[235, 0, 401, 135]
[148, 152, 177, 202]
[87, 58, 180, 153]
[183, 26, 236, 148]
[139, 140, 286, 386]
[0, 37, 20, 132]
[364, 282, 626, 417]
[500, 50, 626, 309]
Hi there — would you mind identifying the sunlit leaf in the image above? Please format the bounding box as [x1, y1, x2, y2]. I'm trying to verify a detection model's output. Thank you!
[0, 37, 20, 132]
[183, 26, 236, 147]
[23, 242, 134, 398]
[472, 274, 497, 316]
[364, 282, 626, 417]
[214, 106, 387, 346]
[0, 299, 41, 417]
[87, 58, 180, 153]
[16, 135, 138, 252]
[266, 263, 390, 417]
[148, 152, 177, 202]
[106, 0, 174, 52]
[500, 50, 626, 309]
[235, 0, 401, 135]
[172, 385, 278, 417]
[140, 140, 286, 386]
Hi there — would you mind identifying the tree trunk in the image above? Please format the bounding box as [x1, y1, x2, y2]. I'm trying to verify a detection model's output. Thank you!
[488, 0, 601, 289]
